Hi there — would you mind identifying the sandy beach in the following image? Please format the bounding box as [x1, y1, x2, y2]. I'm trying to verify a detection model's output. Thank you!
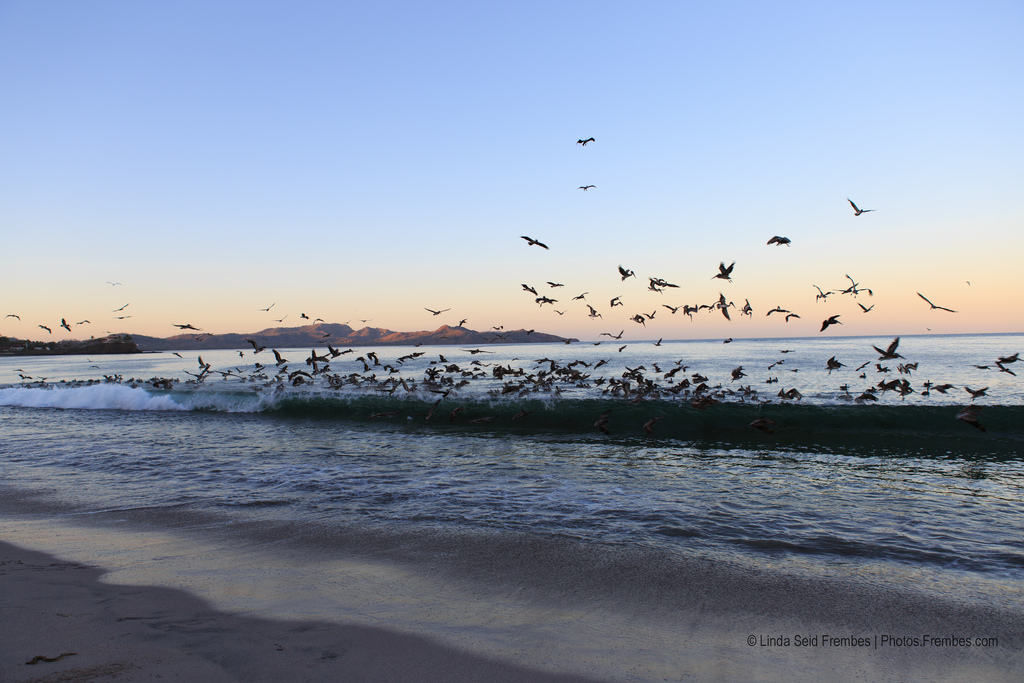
[2, 503, 1022, 682]
[0, 539, 614, 683]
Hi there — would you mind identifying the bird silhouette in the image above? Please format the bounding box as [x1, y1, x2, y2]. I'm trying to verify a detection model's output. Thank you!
[712, 262, 735, 281]
[873, 337, 903, 360]
[820, 315, 842, 332]
[766, 236, 791, 246]
[578, 185, 596, 191]
[520, 235, 549, 249]
[424, 307, 451, 316]
[848, 199, 874, 216]
[576, 138, 595, 146]
[917, 293, 957, 313]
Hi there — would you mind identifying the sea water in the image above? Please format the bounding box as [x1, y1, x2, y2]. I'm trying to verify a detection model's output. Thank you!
[1, 333, 1022, 613]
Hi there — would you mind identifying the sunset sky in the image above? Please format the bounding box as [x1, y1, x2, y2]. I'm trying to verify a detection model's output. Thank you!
[2, 1, 1021, 343]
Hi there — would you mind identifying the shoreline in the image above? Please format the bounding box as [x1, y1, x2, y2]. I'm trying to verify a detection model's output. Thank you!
[2, 500, 1021, 681]
[0, 540, 604, 683]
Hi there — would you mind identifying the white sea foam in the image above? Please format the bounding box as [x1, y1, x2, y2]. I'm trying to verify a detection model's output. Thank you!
[0, 384, 186, 411]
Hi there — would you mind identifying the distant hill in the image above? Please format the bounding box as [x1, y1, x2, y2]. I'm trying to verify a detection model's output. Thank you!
[0, 334, 140, 356]
[132, 324, 575, 351]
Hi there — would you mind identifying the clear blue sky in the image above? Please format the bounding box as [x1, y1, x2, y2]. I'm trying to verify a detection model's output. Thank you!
[2, 1, 1022, 341]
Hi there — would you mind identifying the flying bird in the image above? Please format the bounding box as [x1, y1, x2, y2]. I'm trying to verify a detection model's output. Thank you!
[917, 292, 957, 313]
[848, 198, 874, 216]
[38, 324, 52, 334]
[712, 261, 735, 281]
[424, 308, 451, 316]
[112, 303, 130, 312]
[766, 236, 791, 246]
[576, 137, 595, 146]
[873, 337, 903, 360]
[956, 406, 985, 431]
[4, 314, 19, 320]
[820, 315, 842, 332]
[578, 185, 596, 191]
[520, 235, 549, 249]
[60, 318, 71, 332]
[259, 303, 275, 311]
[173, 324, 201, 330]
[618, 266, 635, 281]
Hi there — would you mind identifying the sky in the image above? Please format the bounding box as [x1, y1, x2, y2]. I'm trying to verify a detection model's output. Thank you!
[1, 1, 1022, 343]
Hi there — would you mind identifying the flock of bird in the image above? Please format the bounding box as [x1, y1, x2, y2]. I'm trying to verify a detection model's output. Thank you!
[2, 138, 1017, 434]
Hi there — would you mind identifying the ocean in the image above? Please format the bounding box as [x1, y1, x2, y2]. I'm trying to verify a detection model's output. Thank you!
[1, 333, 1022, 679]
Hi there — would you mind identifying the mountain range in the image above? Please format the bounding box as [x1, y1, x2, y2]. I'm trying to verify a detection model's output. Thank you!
[131, 323, 574, 352]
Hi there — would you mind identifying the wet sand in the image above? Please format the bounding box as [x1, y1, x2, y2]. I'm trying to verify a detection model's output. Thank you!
[1, 505, 1022, 682]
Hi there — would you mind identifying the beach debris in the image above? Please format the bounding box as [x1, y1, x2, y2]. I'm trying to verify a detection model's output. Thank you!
[26, 653, 77, 665]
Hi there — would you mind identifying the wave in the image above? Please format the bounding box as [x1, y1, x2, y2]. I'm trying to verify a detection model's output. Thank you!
[3, 384, 1021, 446]
[0, 384, 186, 411]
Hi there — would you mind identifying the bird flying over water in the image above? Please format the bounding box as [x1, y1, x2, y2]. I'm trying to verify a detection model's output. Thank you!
[820, 315, 842, 332]
[60, 319, 71, 332]
[873, 337, 903, 360]
[917, 293, 957, 313]
[38, 324, 51, 334]
[712, 261, 735, 282]
[848, 199, 874, 216]
[956, 406, 985, 431]
[520, 235, 549, 249]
